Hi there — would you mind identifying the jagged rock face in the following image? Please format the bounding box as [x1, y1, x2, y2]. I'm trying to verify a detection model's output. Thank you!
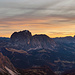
[10, 30, 56, 50]
[0, 52, 18, 75]
[31, 34, 56, 49]
[0, 53, 15, 70]
[10, 30, 32, 49]
[11, 30, 32, 44]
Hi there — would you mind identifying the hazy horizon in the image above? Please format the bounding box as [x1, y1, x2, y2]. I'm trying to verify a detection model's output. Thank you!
[0, 0, 75, 37]
[0, 29, 75, 38]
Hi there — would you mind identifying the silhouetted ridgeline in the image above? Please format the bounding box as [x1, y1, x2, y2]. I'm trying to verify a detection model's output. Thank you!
[0, 30, 75, 75]
[9, 30, 56, 50]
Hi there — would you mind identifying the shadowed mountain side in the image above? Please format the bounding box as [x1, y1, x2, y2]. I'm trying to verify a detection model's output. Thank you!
[17, 66, 56, 75]
[62, 69, 75, 75]
[0, 50, 56, 75]
[0, 30, 75, 74]
[9, 30, 56, 50]
[0, 52, 18, 75]
[0, 47, 56, 69]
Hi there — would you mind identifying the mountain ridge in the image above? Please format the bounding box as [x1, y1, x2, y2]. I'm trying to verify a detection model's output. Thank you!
[0, 52, 19, 75]
[9, 30, 56, 50]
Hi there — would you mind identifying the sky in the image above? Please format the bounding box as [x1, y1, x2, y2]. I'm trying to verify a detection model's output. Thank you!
[0, 0, 75, 38]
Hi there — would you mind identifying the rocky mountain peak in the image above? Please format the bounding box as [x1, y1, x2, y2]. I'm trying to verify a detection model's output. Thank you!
[10, 30, 32, 42]
[31, 34, 56, 49]
[10, 30, 56, 50]
[10, 30, 32, 49]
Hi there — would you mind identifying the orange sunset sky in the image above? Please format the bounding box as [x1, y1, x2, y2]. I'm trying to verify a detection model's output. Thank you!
[0, 0, 75, 38]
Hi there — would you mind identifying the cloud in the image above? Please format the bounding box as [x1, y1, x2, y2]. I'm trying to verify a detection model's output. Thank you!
[0, 0, 75, 37]
[0, 0, 75, 19]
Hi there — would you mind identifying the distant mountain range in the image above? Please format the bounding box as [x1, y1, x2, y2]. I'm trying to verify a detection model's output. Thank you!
[0, 30, 75, 75]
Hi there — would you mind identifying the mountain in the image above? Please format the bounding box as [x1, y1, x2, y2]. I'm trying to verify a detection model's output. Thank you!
[53, 36, 75, 44]
[10, 30, 32, 50]
[0, 37, 10, 48]
[0, 37, 9, 40]
[1, 30, 75, 74]
[0, 52, 18, 75]
[0, 51, 56, 75]
[0, 47, 56, 69]
[62, 69, 75, 75]
[9, 30, 56, 50]
[17, 66, 56, 75]
[31, 34, 56, 49]
[1, 46, 75, 74]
